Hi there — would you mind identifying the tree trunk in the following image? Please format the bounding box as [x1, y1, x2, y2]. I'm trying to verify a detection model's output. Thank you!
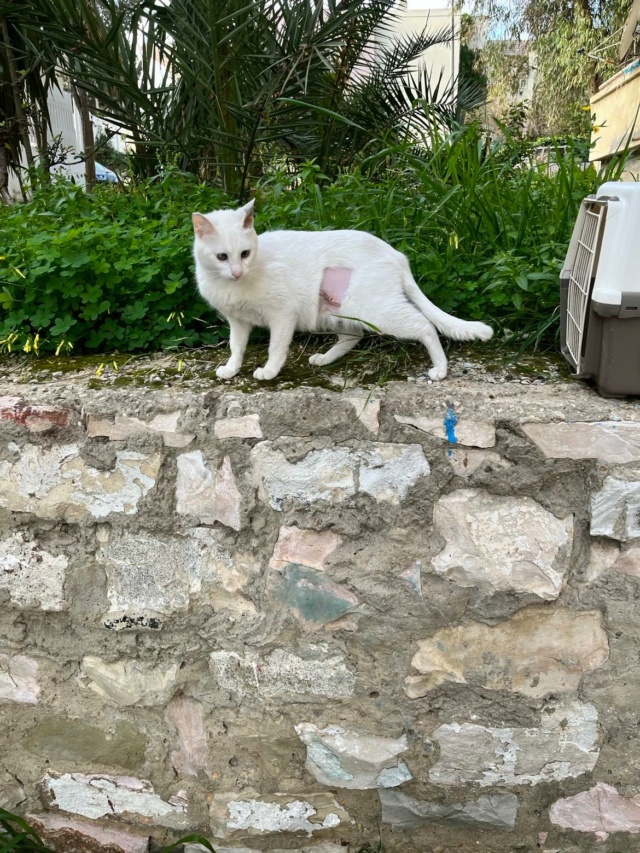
[72, 82, 96, 190]
[0, 142, 13, 203]
[0, 15, 34, 169]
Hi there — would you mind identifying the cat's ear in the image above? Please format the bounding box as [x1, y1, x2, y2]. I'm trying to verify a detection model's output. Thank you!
[192, 213, 216, 238]
[240, 199, 255, 230]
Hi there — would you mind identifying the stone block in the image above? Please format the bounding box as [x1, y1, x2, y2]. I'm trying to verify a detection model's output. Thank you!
[210, 792, 350, 838]
[399, 561, 422, 595]
[591, 475, 640, 540]
[176, 452, 241, 530]
[0, 531, 68, 610]
[0, 396, 71, 431]
[251, 445, 356, 509]
[549, 783, 640, 840]
[210, 647, 355, 701]
[29, 812, 149, 853]
[269, 565, 359, 630]
[186, 845, 342, 853]
[379, 789, 518, 830]
[430, 489, 573, 598]
[429, 700, 599, 786]
[295, 724, 411, 789]
[25, 718, 146, 770]
[395, 415, 496, 447]
[80, 656, 178, 707]
[87, 411, 194, 447]
[405, 605, 608, 698]
[0, 443, 160, 521]
[522, 421, 640, 463]
[167, 695, 210, 778]
[251, 442, 429, 509]
[214, 415, 263, 439]
[0, 654, 39, 703]
[40, 773, 188, 828]
[357, 444, 430, 503]
[344, 396, 380, 435]
[269, 527, 341, 572]
[97, 528, 230, 627]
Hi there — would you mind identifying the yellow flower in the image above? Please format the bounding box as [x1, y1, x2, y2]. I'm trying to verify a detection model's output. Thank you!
[582, 105, 592, 111]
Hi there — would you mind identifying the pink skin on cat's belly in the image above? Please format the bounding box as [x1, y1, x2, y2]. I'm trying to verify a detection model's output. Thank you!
[319, 267, 352, 313]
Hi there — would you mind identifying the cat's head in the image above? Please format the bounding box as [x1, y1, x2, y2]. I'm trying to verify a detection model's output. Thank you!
[192, 200, 258, 281]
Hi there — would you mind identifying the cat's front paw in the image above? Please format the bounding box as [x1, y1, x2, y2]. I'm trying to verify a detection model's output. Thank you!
[253, 366, 279, 381]
[216, 364, 239, 380]
[428, 364, 448, 381]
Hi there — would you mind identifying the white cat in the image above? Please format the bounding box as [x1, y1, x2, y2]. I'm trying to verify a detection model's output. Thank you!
[193, 200, 493, 381]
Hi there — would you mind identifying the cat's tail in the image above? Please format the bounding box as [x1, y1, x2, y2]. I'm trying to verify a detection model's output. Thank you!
[401, 263, 493, 342]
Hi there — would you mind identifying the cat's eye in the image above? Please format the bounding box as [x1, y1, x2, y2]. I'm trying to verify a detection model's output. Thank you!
[216, 252, 228, 261]
[241, 250, 251, 259]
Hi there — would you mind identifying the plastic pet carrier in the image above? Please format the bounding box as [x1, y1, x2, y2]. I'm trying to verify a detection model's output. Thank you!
[560, 181, 640, 397]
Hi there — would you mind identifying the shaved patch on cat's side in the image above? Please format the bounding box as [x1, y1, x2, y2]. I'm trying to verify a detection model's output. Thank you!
[320, 267, 352, 313]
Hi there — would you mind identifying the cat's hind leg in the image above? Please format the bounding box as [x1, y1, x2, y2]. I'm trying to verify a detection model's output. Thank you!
[380, 313, 448, 380]
[309, 332, 363, 366]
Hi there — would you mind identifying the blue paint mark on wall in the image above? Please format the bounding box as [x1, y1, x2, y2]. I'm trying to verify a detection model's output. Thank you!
[444, 406, 458, 457]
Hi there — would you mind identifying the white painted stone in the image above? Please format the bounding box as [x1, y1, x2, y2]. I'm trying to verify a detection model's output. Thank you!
[430, 489, 573, 599]
[167, 695, 210, 778]
[210, 793, 349, 838]
[405, 606, 608, 698]
[358, 444, 430, 503]
[87, 411, 194, 447]
[251, 444, 356, 509]
[549, 783, 640, 839]
[345, 396, 380, 435]
[394, 415, 496, 447]
[0, 654, 39, 704]
[80, 656, 178, 707]
[591, 475, 640, 540]
[447, 447, 512, 478]
[379, 789, 518, 830]
[176, 452, 241, 530]
[41, 773, 187, 827]
[214, 415, 263, 439]
[210, 647, 355, 701]
[429, 700, 599, 787]
[0, 443, 160, 521]
[523, 421, 640, 463]
[270, 526, 342, 571]
[29, 813, 149, 853]
[295, 724, 411, 789]
[0, 532, 67, 610]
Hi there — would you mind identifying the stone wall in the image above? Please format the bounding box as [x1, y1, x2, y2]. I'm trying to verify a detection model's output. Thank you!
[2, 375, 640, 852]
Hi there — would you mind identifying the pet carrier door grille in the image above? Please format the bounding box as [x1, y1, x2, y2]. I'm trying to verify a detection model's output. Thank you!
[564, 198, 608, 372]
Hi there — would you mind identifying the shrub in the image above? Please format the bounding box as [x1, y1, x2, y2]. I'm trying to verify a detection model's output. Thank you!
[0, 169, 229, 355]
[0, 126, 604, 357]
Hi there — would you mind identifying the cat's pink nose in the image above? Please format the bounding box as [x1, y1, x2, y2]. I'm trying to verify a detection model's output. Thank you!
[232, 269, 243, 279]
